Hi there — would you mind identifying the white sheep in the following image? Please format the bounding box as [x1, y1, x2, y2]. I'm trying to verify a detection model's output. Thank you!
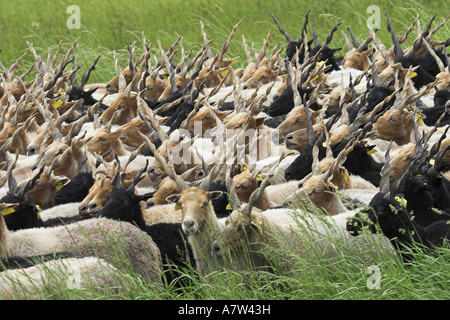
[0, 203, 163, 283]
[0, 256, 120, 299]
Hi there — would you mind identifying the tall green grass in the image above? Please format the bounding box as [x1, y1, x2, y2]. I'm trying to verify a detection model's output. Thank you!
[1, 203, 449, 300]
[1, 0, 449, 83]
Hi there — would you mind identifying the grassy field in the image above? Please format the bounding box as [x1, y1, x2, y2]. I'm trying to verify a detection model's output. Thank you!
[1, 0, 449, 83]
[0, 0, 449, 301]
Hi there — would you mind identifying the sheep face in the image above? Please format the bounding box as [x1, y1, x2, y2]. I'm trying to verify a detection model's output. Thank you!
[436, 72, 450, 91]
[85, 129, 127, 162]
[373, 109, 413, 145]
[98, 93, 137, 126]
[143, 76, 167, 101]
[277, 107, 319, 142]
[78, 174, 114, 217]
[117, 118, 151, 149]
[105, 66, 133, 94]
[343, 49, 371, 71]
[212, 209, 262, 259]
[187, 107, 231, 136]
[55, 171, 94, 205]
[285, 144, 317, 181]
[243, 66, 277, 89]
[147, 177, 180, 207]
[166, 188, 222, 234]
[24, 173, 69, 209]
[285, 124, 324, 151]
[232, 170, 259, 204]
[0, 194, 43, 231]
[346, 193, 411, 241]
[292, 176, 339, 215]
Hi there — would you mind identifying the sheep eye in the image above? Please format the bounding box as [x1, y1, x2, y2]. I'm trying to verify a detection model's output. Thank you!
[98, 137, 107, 142]
[389, 115, 397, 122]
[201, 200, 208, 207]
[312, 187, 321, 195]
[237, 223, 246, 233]
[298, 118, 304, 124]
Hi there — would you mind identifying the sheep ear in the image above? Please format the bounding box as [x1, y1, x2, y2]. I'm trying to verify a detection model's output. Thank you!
[207, 191, 223, 201]
[166, 194, 181, 204]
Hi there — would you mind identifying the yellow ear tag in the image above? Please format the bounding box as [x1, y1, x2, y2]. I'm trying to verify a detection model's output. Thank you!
[55, 182, 64, 190]
[174, 203, 181, 211]
[367, 148, 377, 155]
[409, 72, 417, 79]
[1, 208, 15, 216]
[58, 88, 64, 95]
[316, 61, 326, 67]
[322, 142, 327, 148]
[53, 100, 63, 110]
[226, 203, 232, 210]
[220, 69, 230, 77]
[242, 167, 247, 171]
[257, 174, 263, 182]
[230, 59, 238, 66]
[429, 159, 435, 165]
[310, 75, 319, 83]
[417, 114, 424, 125]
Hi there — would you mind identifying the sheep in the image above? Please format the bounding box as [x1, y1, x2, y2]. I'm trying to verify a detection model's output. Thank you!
[346, 145, 450, 261]
[144, 134, 227, 275]
[0, 201, 163, 283]
[97, 160, 196, 286]
[0, 255, 120, 299]
[212, 169, 394, 272]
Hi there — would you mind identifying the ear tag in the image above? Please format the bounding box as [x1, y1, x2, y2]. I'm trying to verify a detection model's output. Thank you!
[310, 75, 319, 83]
[243, 167, 247, 171]
[322, 142, 327, 148]
[256, 174, 263, 182]
[429, 159, 435, 165]
[1, 208, 15, 216]
[230, 59, 238, 66]
[226, 203, 232, 210]
[174, 203, 181, 211]
[220, 69, 230, 77]
[53, 100, 63, 110]
[417, 113, 424, 125]
[367, 148, 377, 155]
[55, 182, 64, 190]
[316, 61, 326, 67]
[58, 88, 64, 95]
[408, 72, 417, 79]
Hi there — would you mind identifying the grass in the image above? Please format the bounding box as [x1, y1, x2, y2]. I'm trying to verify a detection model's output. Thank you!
[1, 202, 448, 300]
[1, 0, 449, 83]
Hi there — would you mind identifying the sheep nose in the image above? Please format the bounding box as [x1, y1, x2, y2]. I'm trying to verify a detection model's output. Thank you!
[284, 171, 291, 180]
[285, 134, 293, 140]
[212, 241, 222, 258]
[184, 220, 194, 229]
[27, 147, 36, 156]
[88, 203, 97, 209]
[79, 205, 88, 216]
[146, 200, 154, 208]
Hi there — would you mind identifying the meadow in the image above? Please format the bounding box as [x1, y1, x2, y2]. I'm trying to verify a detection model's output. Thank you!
[0, 0, 449, 301]
[1, 0, 449, 83]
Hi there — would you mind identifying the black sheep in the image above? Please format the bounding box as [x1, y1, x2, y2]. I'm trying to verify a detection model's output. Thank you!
[346, 149, 450, 261]
[54, 155, 94, 205]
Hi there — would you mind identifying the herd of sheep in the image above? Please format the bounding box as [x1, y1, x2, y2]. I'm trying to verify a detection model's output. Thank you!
[0, 9, 449, 298]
